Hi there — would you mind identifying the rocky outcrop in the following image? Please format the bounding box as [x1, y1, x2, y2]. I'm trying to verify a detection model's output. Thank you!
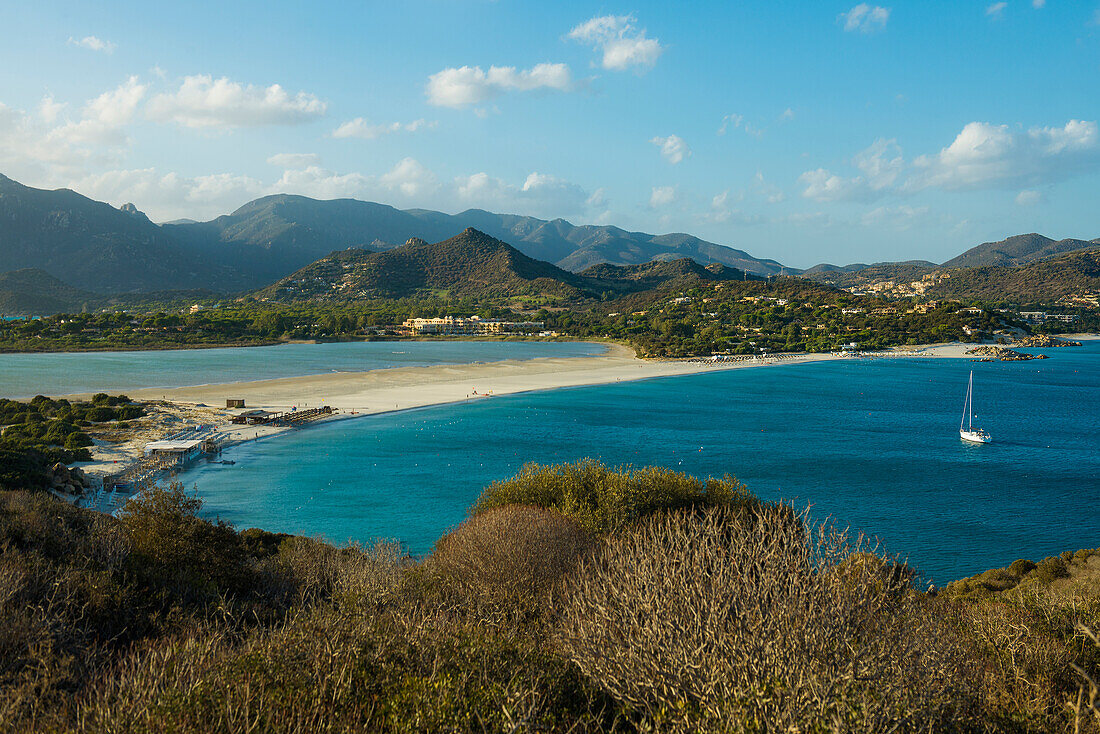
[966, 346, 1047, 361]
[1013, 334, 1082, 348]
[48, 462, 90, 496]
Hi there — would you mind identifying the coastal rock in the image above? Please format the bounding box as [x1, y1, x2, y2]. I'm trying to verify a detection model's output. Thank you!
[965, 346, 1047, 361]
[1013, 334, 1082, 348]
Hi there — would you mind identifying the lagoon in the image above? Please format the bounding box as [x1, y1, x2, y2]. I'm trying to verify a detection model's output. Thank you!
[0, 340, 607, 398]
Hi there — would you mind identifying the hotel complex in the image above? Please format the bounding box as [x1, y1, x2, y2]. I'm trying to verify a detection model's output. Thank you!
[401, 316, 545, 335]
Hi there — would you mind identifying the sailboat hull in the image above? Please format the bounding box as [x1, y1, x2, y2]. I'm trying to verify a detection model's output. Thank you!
[960, 429, 991, 444]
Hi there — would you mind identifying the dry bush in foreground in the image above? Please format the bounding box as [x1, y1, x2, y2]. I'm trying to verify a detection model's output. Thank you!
[557, 505, 979, 733]
[1070, 625, 1100, 731]
[432, 504, 596, 623]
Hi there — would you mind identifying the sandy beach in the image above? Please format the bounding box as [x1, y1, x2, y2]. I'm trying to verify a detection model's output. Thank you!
[57, 340, 984, 493]
[117, 341, 974, 416]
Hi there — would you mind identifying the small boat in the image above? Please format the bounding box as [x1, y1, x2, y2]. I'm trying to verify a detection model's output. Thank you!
[959, 370, 991, 444]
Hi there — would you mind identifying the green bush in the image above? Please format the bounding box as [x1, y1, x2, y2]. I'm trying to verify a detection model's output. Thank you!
[1035, 556, 1070, 585]
[471, 459, 756, 534]
[63, 432, 93, 449]
[1009, 558, 1037, 577]
[118, 483, 257, 602]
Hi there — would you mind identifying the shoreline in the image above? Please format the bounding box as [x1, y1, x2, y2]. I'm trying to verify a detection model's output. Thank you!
[54, 338, 1068, 499]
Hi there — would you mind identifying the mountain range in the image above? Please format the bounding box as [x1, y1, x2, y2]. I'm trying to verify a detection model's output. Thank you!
[1, 172, 1097, 314]
[259, 229, 759, 304]
[0, 174, 789, 298]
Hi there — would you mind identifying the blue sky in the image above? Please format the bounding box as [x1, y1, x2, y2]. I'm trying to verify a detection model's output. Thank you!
[1, 0, 1098, 267]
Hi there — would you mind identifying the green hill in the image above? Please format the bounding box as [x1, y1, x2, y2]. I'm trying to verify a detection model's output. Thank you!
[802, 261, 940, 289]
[928, 249, 1100, 304]
[943, 233, 1099, 268]
[258, 229, 596, 302]
[580, 258, 760, 294]
[0, 269, 97, 315]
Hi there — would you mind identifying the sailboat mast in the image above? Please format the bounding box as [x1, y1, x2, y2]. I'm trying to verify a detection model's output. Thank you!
[968, 371, 973, 430]
[961, 372, 969, 431]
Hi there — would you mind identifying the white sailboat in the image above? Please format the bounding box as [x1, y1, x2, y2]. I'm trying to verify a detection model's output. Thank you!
[960, 370, 991, 444]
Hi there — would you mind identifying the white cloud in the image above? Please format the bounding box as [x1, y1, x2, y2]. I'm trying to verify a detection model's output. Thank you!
[1032, 0, 1045, 7]
[910, 120, 1100, 190]
[718, 113, 763, 137]
[83, 76, 147, 127]
[779, 107, 796, 121]
[568, 14, 664, 72]
[454, 170, 589, 217]
[753, 172, 786, 204]
[841, 4, 891, 33]
[1015, 189, 1043, 206]
[650, 134, 691, 164]
[378, 157, 438, 198]
[68, 35, 115, 53]
[799, 169, 874, 202]
[0, 78, 148, 182]
[798, 138, 901, 203]
[853, 137, 904, 189]
[986, 2, 1008, 17]
[718, 114, 743, 136]
[272, 166, 372, 200]
[41, 76, 147, 151]
[146, 75, 326, 128]
[332, 117, 434, 139]
[425, 64, 573, 108]
[38, 95, 66, 125]
[797, 119, 1099, 207]
[649, 185, 676, 208]
[71, 168, 265, 221]
[267, 153, 320, 168]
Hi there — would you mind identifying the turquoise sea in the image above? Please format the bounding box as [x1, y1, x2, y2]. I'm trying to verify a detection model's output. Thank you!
[175, 340, 1100, 584]
[0, 340, 607, 398]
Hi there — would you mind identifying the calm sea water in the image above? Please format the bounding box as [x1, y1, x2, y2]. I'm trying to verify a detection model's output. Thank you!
[176, 341, 1100, 584]
[0, 341, 606, 398]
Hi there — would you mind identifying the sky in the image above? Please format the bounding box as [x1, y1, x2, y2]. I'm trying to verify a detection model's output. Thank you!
[1, 0, 1098, 268]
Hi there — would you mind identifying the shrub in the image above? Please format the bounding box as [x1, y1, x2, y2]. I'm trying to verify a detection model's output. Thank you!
[472, 459, 756, 534]
[118, 483, 256, 602]
[557, 505, 978, 732]
[959, 590, 1100, 730]
[63, 432, 92, 449]
[977, 567, 1021, 593]
[432, 505, 595, 622]
[1010, 558, 1037, 577]
[1036, 555, 1070, 585]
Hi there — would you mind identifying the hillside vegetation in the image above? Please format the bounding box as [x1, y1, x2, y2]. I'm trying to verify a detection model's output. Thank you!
[1, 463, 1097, 732]
[926, 249, 1100, 304]
[0, 269, 96, 315]
[943, 233, 1100, 268]
[259, 229, 595, 302]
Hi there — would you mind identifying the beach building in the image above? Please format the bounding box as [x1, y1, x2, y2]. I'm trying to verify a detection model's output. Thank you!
[143, 439, 204, 463]
[402, 316, 544, 335]
[231, 409, 277, 425]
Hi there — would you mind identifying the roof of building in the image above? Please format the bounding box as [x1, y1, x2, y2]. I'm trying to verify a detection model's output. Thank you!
[145, 439, 203, 452]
